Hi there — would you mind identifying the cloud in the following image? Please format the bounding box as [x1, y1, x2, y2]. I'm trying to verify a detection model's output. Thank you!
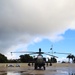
[0, 0, 75, 58]
[33, 37, 42, 43]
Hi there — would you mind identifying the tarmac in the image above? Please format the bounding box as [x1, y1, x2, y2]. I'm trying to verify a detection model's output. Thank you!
[0, 63, 75, 75]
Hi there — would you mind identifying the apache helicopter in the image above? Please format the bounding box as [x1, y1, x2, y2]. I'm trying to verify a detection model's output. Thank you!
[11, 48, 58, 70]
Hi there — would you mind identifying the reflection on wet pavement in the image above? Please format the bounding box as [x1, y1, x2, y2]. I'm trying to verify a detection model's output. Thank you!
[1, 72, 75, 75]
[1, 67, 75, 75]
[7, 72, 20, 75]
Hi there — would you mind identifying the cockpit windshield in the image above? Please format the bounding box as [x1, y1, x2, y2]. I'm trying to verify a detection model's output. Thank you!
[37, 55, 43, 59]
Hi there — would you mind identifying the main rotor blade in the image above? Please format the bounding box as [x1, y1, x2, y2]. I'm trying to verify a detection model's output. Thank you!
[11, 51, 33, 53]
[54, 52, 71, 55]
[44, 53, 58, 58]
[11, 51, 34, 56]
[11, 51, 45, 54]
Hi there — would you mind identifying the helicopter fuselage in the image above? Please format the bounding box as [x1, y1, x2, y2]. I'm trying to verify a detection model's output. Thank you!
[34, 55, 46, 70]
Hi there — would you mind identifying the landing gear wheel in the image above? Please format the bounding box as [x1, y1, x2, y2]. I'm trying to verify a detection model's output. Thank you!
[44, 66, 45, 70]
[50, 63, 52, 66]
[34, 66, 37, 70]
[39, 67, 41, 69]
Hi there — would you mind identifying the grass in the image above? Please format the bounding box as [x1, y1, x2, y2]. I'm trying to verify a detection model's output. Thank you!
[0, 63, 75, 67]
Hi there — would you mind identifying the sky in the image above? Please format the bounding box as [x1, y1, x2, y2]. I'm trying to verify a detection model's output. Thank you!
[0, 0, 75, 61]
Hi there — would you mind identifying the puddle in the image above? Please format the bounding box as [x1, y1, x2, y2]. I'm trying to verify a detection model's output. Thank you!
[7, 72, 20, 75]
[2, 72, 45, 75]
[1, 71, 75, 75]
[1, 67, 75, 75]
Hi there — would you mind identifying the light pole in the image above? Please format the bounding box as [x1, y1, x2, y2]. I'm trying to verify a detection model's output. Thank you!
[50, 45, 53, 56]
[50, 45, 53, 63]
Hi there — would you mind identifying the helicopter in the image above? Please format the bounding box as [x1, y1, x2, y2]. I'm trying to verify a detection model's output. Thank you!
[11, 48, 58, 70]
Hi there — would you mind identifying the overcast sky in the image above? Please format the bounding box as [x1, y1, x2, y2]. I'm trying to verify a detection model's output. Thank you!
[0, 0, 75, 59]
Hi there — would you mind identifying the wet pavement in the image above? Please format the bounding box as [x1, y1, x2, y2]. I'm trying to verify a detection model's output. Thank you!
[1, 66, 75, 75]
